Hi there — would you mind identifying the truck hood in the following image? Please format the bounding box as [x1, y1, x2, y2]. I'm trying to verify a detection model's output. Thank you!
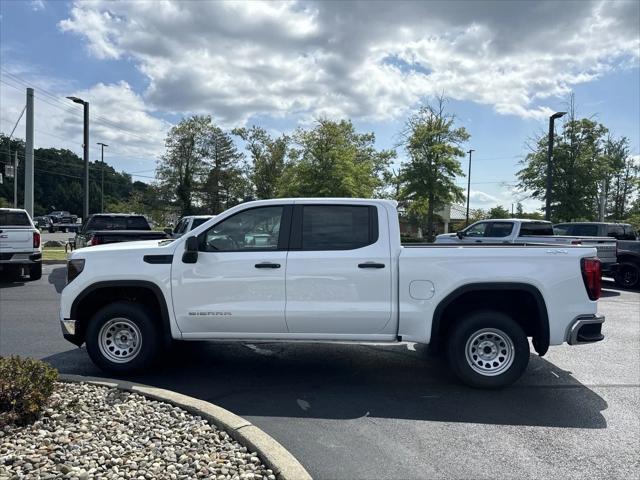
[72, 239, 175, 256]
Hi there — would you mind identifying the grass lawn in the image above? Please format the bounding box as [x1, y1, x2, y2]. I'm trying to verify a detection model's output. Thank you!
[42, 248, 68, 261]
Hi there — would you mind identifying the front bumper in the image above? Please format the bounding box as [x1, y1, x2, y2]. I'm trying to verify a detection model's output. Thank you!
[601, 262, 618, 276]
[566, 314, 605, 345]
[60, 319, 83, 346]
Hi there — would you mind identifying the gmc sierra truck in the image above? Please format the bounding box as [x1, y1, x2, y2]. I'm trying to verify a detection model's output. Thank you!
[60, 199, 605, 388]
[0, 208, 42, 280]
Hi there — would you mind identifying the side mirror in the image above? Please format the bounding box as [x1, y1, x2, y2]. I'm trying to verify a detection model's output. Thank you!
[456, 231, 465, 239]
[182, 236, 199, 263]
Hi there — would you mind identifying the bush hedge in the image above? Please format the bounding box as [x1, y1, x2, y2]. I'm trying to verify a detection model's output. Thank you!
[0, 356, 58, 426]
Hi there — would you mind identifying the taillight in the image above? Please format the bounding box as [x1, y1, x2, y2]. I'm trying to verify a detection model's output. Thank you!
[67, 258, 85, 284]
[33, 231, 41, 248]
[90, 236, 101, 246]
[581, 257, 601, 301]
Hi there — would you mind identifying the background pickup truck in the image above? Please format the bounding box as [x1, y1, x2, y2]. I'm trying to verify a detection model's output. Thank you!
[74, 213, 168, 249]
[60, 199, 605, 388]
[0, 208, 42, 280]
[435, 218, 618, 275]
[167, 215, 215, 239]
[553, 222, 640, 289]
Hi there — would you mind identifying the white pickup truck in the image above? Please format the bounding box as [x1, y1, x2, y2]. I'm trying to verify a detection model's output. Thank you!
[0, 208, 42, 280]
[60, 199, 605, 388]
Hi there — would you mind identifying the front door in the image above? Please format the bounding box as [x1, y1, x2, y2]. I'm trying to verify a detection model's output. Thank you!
[171, 205, 290, 335]
[285, 204, 393, 335]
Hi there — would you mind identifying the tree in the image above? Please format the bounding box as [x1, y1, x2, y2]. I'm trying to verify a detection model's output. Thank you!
[399, 97, 469, 241]
[200, 125, 246, 214]
[233, 126, 288, 200]
[157, 116, 211, 216]
[487, 205, 510, 219]
[278, 119, 394, 198]
[517, 97, 610, 222]
[605, 136, 639, 220]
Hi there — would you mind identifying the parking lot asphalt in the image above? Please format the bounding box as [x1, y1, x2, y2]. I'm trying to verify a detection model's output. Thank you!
[1, 265, 638, 479]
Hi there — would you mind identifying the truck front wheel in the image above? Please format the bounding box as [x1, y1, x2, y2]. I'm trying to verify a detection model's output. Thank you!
[447, 310, 530, 388]
[86, 302, 161, 373]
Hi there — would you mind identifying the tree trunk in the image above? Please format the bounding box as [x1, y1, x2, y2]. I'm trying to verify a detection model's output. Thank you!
[427, 191, 435, 242]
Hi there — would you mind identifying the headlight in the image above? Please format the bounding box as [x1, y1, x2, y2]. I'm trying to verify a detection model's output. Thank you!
[67, 259, 85, 284]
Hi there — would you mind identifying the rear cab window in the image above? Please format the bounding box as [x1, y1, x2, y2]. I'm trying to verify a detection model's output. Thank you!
[86, 216, 151, 231]
[518, 222, 554, 236]
[0, 211, 32, 228]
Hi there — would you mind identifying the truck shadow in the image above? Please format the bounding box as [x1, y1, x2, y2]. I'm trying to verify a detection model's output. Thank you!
[43, 341, 607, 429]
[48, 266, 67, 293]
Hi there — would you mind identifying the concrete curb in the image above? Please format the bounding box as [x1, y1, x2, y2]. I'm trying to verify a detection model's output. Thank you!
[59, 374, 312, 480]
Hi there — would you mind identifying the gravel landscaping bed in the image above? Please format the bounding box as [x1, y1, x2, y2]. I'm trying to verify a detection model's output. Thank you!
[0, 382, 275, 480]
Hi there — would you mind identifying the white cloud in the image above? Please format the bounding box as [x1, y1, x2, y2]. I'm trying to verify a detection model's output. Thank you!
[30, 0, 45, 12]
[0, 69, 169, 176]
[57, 0, 639, 125]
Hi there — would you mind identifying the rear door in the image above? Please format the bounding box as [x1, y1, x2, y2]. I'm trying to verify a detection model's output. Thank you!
[284, 203, 392, 335]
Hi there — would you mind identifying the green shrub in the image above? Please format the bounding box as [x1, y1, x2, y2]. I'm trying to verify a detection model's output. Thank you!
[0, 356, 58, 426]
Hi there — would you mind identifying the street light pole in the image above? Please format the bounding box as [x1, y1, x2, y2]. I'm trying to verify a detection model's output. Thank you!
[67, 96, 89, 221]
[465, 149, 474, 226]
[97, 142, 108, 213]
[545, 111, 567, 221]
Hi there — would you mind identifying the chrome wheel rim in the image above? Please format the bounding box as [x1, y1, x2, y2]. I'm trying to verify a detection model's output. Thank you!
[465, 328, 514, 376]
[98, 318, 142, 364]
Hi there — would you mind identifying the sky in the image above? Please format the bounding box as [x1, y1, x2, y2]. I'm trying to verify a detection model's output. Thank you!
[0, 0, 638, 212]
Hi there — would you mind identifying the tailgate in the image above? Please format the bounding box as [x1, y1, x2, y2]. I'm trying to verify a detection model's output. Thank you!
[0, 228, 33, 252]
[592, 243, 617, 263]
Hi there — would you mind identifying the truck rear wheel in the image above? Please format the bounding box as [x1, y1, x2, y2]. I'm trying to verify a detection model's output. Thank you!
[447, 310, 530, 388]
[29, 263, 42, 280]
[86, 302, 160, 373]
[614, 262, 640, 289]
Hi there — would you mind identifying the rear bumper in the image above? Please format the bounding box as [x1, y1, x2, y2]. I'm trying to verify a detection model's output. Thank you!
[566, 314, 605, 345]
[0, 251, 41, 265]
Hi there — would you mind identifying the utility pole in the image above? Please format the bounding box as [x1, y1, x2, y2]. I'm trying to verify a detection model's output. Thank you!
[97, 142, 108, 213]
[67, 96, 89, 220]
[13, 152, 18, 208]
[24, 88, 35, 217]
[465, 149, 474, 226]
[6, 105, 26, 208]
[545, 111, 567, 221]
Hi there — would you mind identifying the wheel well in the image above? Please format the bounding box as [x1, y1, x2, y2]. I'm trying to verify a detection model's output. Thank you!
[617, 254, 640, 266]
[72, 283, 170, 346]
[431, 285, 549, 356]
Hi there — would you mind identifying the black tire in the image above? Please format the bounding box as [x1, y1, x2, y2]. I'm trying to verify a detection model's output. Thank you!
[447, 310, 530, 389]
[29, 263, 42, 281]
[85, 302, 161, 374]
[614, 262, 640, 289]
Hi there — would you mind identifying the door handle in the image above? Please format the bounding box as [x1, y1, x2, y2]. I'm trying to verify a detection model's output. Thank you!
[255, 262, 281, 269]
[358, 262, 385, 269]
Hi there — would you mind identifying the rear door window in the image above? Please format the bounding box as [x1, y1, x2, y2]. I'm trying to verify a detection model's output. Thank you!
[300, 205, 377, 250]
[606, 225, 625, 239]
[487, 222, 514, 237]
